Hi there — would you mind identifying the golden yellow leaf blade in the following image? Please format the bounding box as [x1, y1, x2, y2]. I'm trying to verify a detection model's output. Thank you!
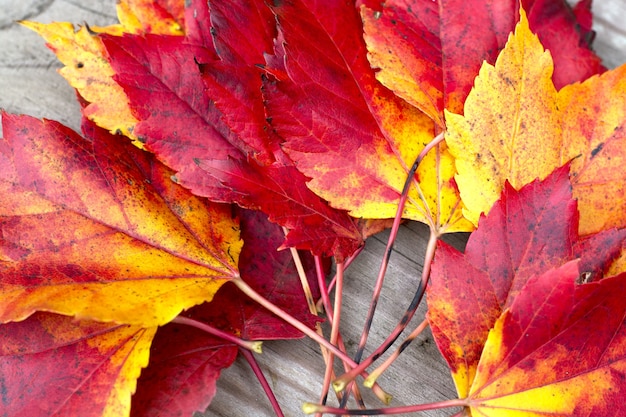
[20, 21, 140, 144]
[101, 325, 156, 417]
[445, 10, 569, 225]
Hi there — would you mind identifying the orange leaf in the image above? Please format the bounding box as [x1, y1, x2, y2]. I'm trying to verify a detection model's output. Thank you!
[0, 312, 155, 417]
[560, 66, 626, 235]
[0, 113, 241, 326]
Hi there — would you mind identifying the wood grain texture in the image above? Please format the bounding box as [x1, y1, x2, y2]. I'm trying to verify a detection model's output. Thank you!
[1, 2, 624, 417]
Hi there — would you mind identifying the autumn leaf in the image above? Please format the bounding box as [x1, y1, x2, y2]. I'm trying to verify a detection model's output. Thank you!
[0, 312, 155, 417]
[445, 9, 626, 234]
[263, 0, 472, 234]
[467, 260, 626, 416]
[0, 113, 241, 326]
[130, 209, 320, 416]
[20, 0, 186, 146]
[360, 0, 603, 127]
[99, 2, 367, 259]
[427, 166, 626, 399]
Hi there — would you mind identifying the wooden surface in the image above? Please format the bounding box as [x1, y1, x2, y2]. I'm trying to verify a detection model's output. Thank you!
[1, 2, 625, 417]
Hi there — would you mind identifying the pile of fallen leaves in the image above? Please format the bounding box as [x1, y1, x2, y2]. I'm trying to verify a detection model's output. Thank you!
[1, 0, 625, 416]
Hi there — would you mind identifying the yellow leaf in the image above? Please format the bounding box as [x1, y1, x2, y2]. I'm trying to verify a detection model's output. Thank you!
[21, 21, 140, 145]
[445, 10, 570, 225]
[446, 9, 626, 234]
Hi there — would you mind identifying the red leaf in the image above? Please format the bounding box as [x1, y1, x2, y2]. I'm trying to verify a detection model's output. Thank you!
[207, 0, 276, 65]
[468, 262, 626, 415]
[0, 312, 154, 417]
[261, 0, 472, 233]
[130, 320, 238, 417]
[103, 32, 366, 259]
[427, 165, 626, 397]
[183, 0, 216, 50]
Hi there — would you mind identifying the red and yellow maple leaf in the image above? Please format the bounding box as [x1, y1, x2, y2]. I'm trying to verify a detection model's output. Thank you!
[445, 9, 626, 235]
[0, 312, 155, 417]
[467, 260, 626, 416]
[427, 166, 626, 400]
[0, 113, 241, 326]
[264, 0, 471, 234]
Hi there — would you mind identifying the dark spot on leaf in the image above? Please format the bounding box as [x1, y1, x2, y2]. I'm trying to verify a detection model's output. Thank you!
[591, 142, 604, 158]
[76, 62, 84, 69]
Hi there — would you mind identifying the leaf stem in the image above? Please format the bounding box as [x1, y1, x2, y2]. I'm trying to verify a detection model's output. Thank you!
[314, 256, 368, 409]
[302, 397, 467, 415]
[231, 276, 360, 369]
[363, 318, 429, 387]
[240, 348, 285, 417]
[318, 245, 364, 310]
[333, 228, 438, 392]
[283, 227, 319, 315]
[171, 316, 262, 353]
[349, 132, 445, 367]
[318, 262, 345, 410]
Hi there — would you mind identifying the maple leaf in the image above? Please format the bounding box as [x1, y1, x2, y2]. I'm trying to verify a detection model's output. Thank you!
[130, 208, 320, 416]
[0, 312, 155, 417]
[360, 0, 604, 126]
[96, 1, 367, 259]
[263, 0, 472, 234]
[427, 166, 626, 399]
[0, 113, 241, 327]
[467, 260, 626, 416]
[445, 9, 626, 235]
